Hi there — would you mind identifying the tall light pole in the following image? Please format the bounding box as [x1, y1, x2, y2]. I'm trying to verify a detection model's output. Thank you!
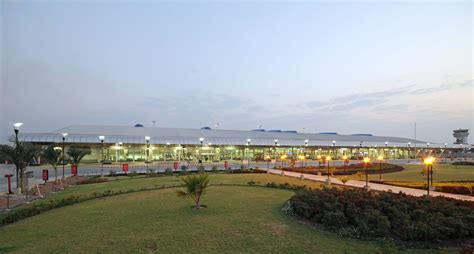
[298, 154, 305, 179]
[426, 143, 430, 156]
[444, 143, 447, 163]
[377, 155, 383, 181]
[274, 139, 278, 161]
[13, 123, 23, 189]
[342, 155, 348, 173]
[304, 139, 308, 167]
[317, 155, 322, 173]
[385, 141, 388, 160]
[363, 157, 371, 190]
[62, 133, 68, 181]
[326, 156, 332, 185]
[332, 140, 336, 158]
[423, 157, 435, 196]
[246, 138, 251, 169]
[407, 142, 411, 163]
[199, 137, 204, 167]
[145, 136, 150, 171]
[166, 142, 171, 169]
[99, 136, 105, 177]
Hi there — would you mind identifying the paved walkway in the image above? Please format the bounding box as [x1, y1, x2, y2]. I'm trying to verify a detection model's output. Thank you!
[268, 169, 474, 202]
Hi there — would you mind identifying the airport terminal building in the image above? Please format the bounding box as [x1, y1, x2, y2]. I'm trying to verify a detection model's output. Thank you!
[16, 125, 460, 163]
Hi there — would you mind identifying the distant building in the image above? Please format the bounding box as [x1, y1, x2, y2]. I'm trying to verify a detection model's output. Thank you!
[453, 129, 469, 144]
[13, 124, 460, 163]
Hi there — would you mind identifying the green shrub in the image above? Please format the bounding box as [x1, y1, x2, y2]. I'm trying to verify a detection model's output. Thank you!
[165, 168, 173, 175]
[77, 177, 108, 185]
[128, 171, 139, 179]
[289, 188, 474, 243]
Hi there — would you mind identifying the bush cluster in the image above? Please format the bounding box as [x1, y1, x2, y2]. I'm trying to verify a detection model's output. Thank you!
[77, 177, 108, 185]
[289, 188, 474, 243]
[437, 185, 473, 195]
[231, 169, 267, 174]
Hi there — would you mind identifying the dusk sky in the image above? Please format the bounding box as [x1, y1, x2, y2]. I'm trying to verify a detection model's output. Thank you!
[1, 1, 472, 144]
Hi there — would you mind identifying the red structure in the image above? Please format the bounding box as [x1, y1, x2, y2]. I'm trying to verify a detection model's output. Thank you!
[4, 174, 13, 194]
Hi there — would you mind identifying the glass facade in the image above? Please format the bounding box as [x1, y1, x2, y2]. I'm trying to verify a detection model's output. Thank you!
[57, 143, 447, 163]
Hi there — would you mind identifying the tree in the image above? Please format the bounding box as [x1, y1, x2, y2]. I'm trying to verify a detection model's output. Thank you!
[41, 144, 62, 182]
[67, 146, 91, 175]
[0, 142, 39, 192]
[176, 174, 210, 209]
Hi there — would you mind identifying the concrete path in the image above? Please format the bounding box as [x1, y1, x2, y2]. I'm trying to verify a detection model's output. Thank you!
[268, 169, 474, 202]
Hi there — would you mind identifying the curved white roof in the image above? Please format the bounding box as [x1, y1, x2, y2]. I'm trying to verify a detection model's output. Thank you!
[18, 124, 432, 147]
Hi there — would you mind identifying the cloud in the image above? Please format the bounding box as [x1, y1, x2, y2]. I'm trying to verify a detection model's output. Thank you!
[410, 79, 473, 95]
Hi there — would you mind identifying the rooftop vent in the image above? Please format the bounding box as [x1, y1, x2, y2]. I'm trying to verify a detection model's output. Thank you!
[134, 124, 144, 128]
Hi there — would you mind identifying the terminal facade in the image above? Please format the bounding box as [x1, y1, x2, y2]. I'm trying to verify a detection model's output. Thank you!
[17, 125, 467, 163]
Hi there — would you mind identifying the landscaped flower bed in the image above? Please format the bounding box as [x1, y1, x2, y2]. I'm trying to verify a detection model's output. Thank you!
[289, 188, 474, 243]
[282, 163, 404, 175]
[370, 180, 474, 196]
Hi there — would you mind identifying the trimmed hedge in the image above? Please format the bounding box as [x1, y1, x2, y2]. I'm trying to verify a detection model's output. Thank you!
[289, 188, 474, 243]
[283, 163, 404, 176]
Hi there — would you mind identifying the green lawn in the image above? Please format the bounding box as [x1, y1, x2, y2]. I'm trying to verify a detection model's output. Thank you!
[0, 174, 458, 253]
[350, 163, 474, 182]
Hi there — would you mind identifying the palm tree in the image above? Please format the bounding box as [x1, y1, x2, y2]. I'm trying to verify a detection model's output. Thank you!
[0, 142, 39, 192]
[41, 144, 62, 182]
[176, 174, 210, 209]
[67, 146, 91, 175]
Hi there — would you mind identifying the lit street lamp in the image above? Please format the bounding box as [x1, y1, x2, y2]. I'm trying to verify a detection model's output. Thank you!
[363, 157, 371, 190]
[246, 139, 251, 168]
[407, 142, 411, 163]
[444, 143, 448, 163]
[62, 133, 68, 181]
[377, 155, 383, 181]
[274, 139, 278, 161]
[298, 154, 305, 179]
[332, 140, 336, 158]
[423, 157, 435, 196]
[145, 136, 150, 171]
[326, 156, 331, 185]
[342, 155, 348, 172]
[199, 137, 204, 169]
[13, 122, 23, 188]
[99, 136, 105, 177]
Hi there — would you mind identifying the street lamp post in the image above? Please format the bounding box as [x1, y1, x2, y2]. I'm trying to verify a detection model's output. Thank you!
[377, 155, 383, 181]
[332, 140, 336, 158]
[246, 139, 251, 169]
[145, 136, 150, 172]
[384, 142, 388, 160]
[342, 155, 348, 173]
[62, 133, 68, 182]
[423, 157, 435, 196]
[363, 157, 371, 190]
[304, 140, 308, 168]
[317, 155, 322, 174]
[99, 136, 105, 177]
[326, 156, 331, 185]
[274, 139, 278, 161]
[407, 142, 411, 163]
[13, 122, 23, 189]
[166, 142, 171, 169]
[199, 137, 204, 169]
